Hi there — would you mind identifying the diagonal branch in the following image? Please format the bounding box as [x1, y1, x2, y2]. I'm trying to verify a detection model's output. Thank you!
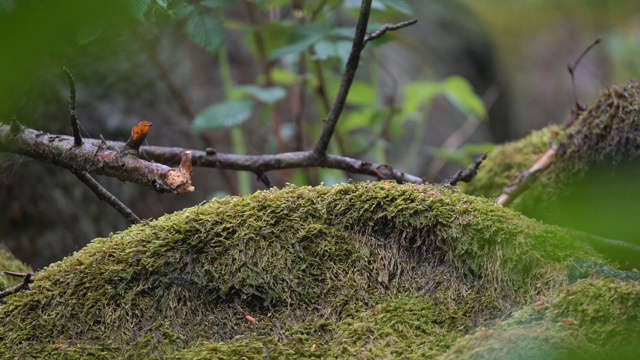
[73, 170, 142, 224]
[312, 0, 372, 158]
[0, 271, 33, 304]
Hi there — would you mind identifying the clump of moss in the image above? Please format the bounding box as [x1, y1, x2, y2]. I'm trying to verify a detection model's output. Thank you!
[513, 79, 640, 215]
[440, 278, 640, 359]
[0, 182, 598, 358]
[0, 244, 32, 290]
[458, 125, 561, 198]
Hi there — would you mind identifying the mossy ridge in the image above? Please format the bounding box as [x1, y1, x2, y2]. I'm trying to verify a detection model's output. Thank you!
[440, 277, 640, 360]
[0, 182, 597, 358]
[458, 125, 561, 198]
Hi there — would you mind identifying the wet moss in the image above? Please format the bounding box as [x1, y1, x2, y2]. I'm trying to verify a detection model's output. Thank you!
[0, 182, 597, 358]
[441, 278, 640, 360]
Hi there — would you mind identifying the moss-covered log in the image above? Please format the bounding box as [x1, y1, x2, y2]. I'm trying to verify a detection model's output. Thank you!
[0, 182, 602, 358]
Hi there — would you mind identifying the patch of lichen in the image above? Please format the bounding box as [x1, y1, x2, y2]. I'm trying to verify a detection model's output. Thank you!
[0, 182, 598, 358]
[0, 244, 32, 290]
[459, 125, 562, 198]
[440, 277, 640, 359]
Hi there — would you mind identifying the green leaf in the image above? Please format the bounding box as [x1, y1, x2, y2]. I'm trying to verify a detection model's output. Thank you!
[428, 147, 471, 167]
[133, 0, 151, 20]
[461, 142, 495, 155]
[201, 0, 238, 9]
[442, 76, 488, 120]
[76, 23, 104, 45]
[0, 0, 15, 11]
[155, 0, 168, 9]
[267, 68, 299, 86]
[341, 108, 376, 133]
[346, 81, 376, 106]
[401, 81, 443, 118]
[312, 39, 352, 68]
[237, 85, 286, 104]
[269, 23, 326, 60]
[192, 100, 254, 133]
[186, 12, 225, 53]
[379, 0, 412, 15]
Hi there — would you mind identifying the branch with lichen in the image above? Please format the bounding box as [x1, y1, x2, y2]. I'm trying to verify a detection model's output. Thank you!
[0, 121, 194, 194]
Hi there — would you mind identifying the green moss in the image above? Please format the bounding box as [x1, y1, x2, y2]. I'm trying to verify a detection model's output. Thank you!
[510, 79, 640, 212]
[441, 278, 640, 360]
[0, 244, 32, 290]
[0, 182, 598, 358]
[459, 125, 561, 198]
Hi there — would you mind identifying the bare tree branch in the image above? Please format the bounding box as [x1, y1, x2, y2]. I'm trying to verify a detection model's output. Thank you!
[0, 271, 33, 304]
[312, 0, 372, 158]
[444, 153, 487, 186]
[62, 67, 82, 147]
[565, 36, 601, 128]
[364, 19, 418, 44]
[0, 123, 194, 194]
[73, 170, 142, 224]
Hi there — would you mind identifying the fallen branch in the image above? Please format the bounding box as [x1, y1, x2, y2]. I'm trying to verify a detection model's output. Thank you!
[0, 122, 488, 185]
[0, 271, 34, 304]
[497, 132, 558, 206]
[0, 121, 194, 194]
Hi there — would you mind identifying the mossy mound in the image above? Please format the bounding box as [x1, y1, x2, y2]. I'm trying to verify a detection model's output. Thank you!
[513, 79, 640, 216]
[462, 79, 640, 206]
[441, 277, 640, 359]
[462, 80, 640, 262]
[0, 244, 33, 290]
[0, 182, 598, 358]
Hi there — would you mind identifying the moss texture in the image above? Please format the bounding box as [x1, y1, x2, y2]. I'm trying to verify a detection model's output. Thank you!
[459, 125, 561, 199]
[0, 244, 33, 290]
[0, 182, 598, 358]
[441, 278, 640, 360]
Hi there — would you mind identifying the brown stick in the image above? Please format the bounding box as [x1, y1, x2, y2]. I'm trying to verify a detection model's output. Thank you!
[0, 123, 194, 194]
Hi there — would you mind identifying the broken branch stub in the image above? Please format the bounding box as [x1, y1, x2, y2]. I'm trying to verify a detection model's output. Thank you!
[0, 123, 194, 194]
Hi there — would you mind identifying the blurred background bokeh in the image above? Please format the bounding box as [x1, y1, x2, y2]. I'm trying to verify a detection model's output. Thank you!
[1, 0, 639, 268]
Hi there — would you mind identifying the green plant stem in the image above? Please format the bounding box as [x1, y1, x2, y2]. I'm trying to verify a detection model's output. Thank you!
[218, 45, 251, 195]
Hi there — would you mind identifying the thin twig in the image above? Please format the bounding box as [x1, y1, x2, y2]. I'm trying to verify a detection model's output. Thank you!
[62, 67, 82, 147]
[0, 272, 33, 304]
[364, 19, 418, 45]
[73, 170, 142, 224]
[566, 36, 601, 127]
[497, 133, 559, 206]
[255, 172, 273, 188]
[313, 0, 372, 158]
[443, 153, 487, 186]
